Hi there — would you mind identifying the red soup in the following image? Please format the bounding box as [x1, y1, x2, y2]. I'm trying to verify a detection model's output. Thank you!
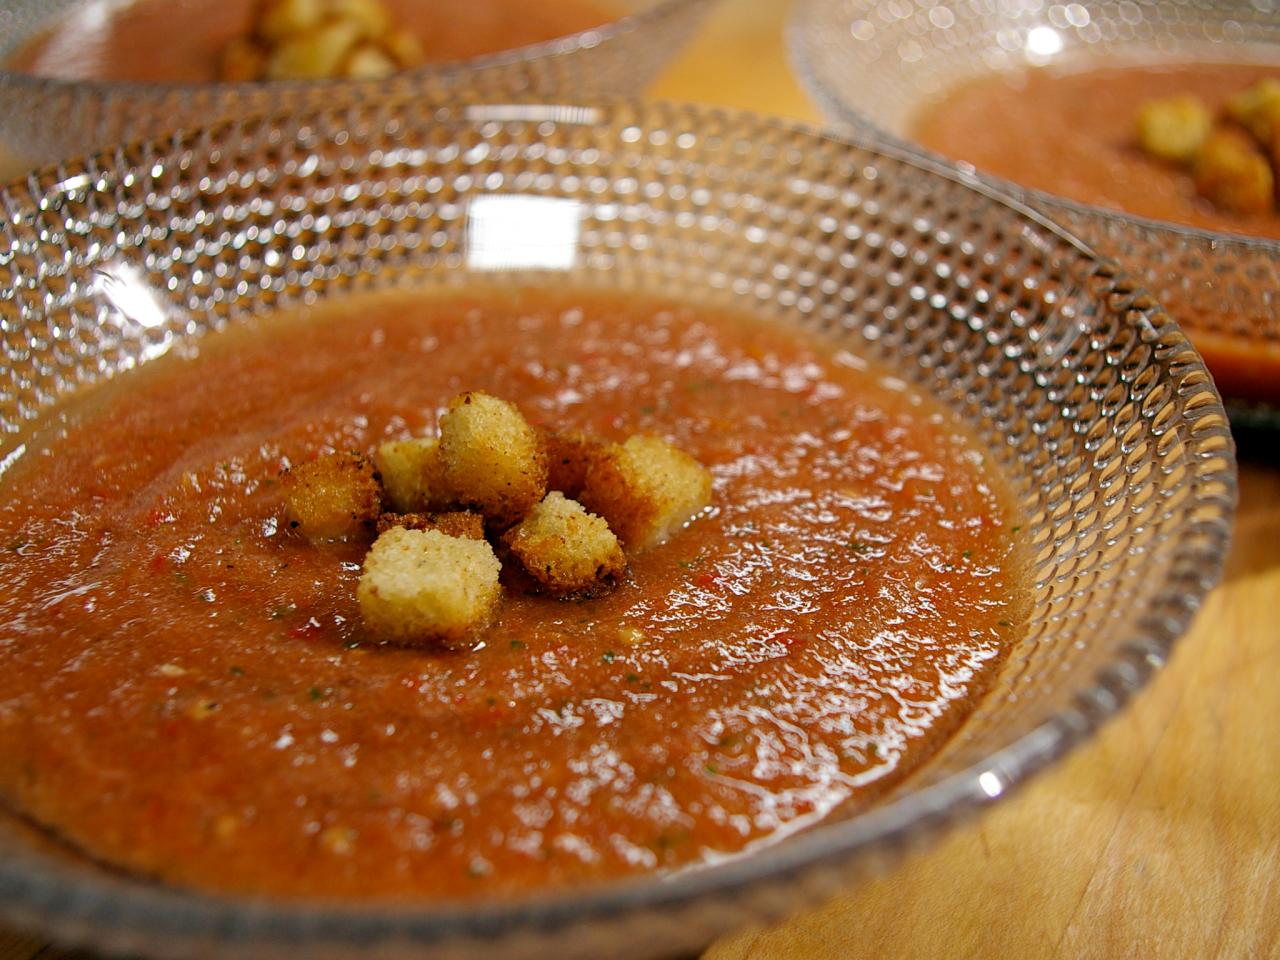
[0, 289, 1028, 900]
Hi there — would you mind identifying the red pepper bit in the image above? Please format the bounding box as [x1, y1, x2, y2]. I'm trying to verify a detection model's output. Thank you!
[694, 571, 718, 589]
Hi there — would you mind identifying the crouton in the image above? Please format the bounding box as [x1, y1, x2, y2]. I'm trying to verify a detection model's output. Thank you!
[1193, 127, 1275, 216]
[281, 451, 382, 541]
[227, 0, 423, 81]
[219, 36, 268, 82]
[376, 510, 485, 540]
[374, 437, 449, 513]
[501, 492, 627, 598]
[579, 435, 713, 551]
[541, 429, 605, 499]
[1226, 78, 1280, 144]
[357, 527, 501, 647]
[1135, 94, 1212, 164]
[438, 391, 548, 528]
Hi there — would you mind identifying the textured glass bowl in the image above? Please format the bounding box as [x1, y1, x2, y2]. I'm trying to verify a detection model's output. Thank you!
[789, 0, 1280, 409]
[0, 0, 716, 167]
[0, 101, 1235, 959]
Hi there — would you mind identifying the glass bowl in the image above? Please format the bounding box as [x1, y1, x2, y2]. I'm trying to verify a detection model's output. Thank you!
[0, 100, 1235, 959]
[788, 0, 1280, 410]
[0, 0, 717, 167]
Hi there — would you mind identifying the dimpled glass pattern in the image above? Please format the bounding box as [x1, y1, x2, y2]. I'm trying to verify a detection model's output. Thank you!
[0, 101, 1235, 960]
[0, 0, 716, 166]
[789, 0, 1280, 391]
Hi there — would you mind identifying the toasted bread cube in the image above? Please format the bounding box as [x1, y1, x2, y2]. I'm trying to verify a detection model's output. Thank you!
[326, 0, 391, 39]
[1226, 78, 1280, 144]
[541, 429, 604, 499]
[1135, 95, 1212, 164]
[282, 452, 382, 541]
[376, 510, 485, 540]
[265, 17, 364, 80]
[438, 391, 548, 528]
[343, 42, 397, 79]
[219, 36, 267, 82]
[383, 27, 425, 68]
[374, 437, 448, 513]
[501, 492, 627, 597]
[580, 435, 712, 551]
[255, 0, 325, 43]
[1194, 127, 1275, 216]
[358, 527, 501, 647]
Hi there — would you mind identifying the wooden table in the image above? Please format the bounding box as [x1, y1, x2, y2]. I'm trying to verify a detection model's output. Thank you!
[3, 2, 1278, 958]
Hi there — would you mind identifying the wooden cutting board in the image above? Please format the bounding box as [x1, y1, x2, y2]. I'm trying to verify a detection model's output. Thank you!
[1, 3, 1278, 959]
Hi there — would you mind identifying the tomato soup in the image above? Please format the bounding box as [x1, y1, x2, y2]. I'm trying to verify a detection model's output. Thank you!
[912, 61, 1280, 400]
[0, 289, 1027, 900]
[912, 61, 1280, 239]
[6, 0, 615, 84]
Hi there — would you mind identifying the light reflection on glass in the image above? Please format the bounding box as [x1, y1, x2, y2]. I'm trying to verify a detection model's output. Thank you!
[1025, 25, 1065, 58]
[466, 195, 583, 271]
[93, 261, 169, 329]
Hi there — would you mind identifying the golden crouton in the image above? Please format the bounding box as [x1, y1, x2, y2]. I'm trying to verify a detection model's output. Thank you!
[541, 429, 605, 499]
[219, 36, 268, 83]
[1226, 78, 1280, 144]
[1193, 127, 1275, 216]
[281, 452, 382, 542]
[1135, 94, 1212, 164]
[265, 17, 365, 80]
[374, 437, 449, 513]
[255, 0, 324, 44]
[228, 0, 422, 82]
[580, 435, 713, 551]
[383, 27, 425, 68]
[501, 492, 627, 598]
[357, 527, 501, 648]
[342, 42, 397, 79]
[438, 391, 548, 528]
[376, 510, 485, 540]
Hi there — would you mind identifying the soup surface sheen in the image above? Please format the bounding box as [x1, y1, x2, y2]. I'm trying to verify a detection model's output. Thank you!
[6, 0, 614, 83]
[0, 289, 1025, 899]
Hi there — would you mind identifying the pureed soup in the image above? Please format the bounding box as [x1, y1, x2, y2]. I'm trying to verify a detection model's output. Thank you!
[6, 0, 615, 84]
[0, 289, 1027, 899]
[911, 61, 1280, 240]
[912, 60, 1280, 401]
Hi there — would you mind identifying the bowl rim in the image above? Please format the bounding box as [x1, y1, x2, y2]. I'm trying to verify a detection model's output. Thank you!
[785, 0, 1280, 256]
[0, 98, 1238, 952]
[0, 0, 707, 96]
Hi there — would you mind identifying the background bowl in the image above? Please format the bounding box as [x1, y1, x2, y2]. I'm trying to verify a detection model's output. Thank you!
[0, 0, 716, 167]
[789, 0, 1280, 411]
[0, 100, 1234, 958]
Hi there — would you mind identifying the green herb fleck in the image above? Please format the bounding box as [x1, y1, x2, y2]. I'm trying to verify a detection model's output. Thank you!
[510, 639, 526, 651]
[308, 686, 325, 702]
[486, 696, 496, 707]
[704, 763, 719, 775]
[602, 650, 616, 664]
[997, 619, 1012, 628]
[962, 550, 972, 559]
[624, 672, 640, 684]
[229, 665, 245, 676]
